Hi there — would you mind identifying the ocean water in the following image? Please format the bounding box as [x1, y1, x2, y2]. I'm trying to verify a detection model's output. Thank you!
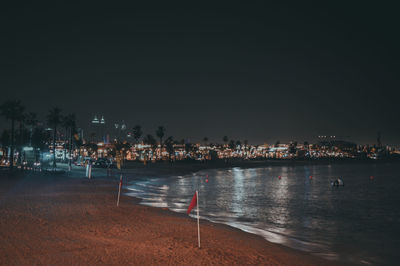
[125, 163, 400, 265]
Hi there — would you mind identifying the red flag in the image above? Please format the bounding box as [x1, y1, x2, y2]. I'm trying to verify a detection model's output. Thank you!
[187, 192, 197, 214]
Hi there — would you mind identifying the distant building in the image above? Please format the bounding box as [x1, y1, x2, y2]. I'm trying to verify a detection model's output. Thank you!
[90, 114, 106, 142]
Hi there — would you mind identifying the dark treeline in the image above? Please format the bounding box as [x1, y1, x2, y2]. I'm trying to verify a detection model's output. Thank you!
[1, 100, 398, 172]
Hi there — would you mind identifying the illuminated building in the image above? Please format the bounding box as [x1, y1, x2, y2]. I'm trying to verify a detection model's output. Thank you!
[90, 114, 106, 142]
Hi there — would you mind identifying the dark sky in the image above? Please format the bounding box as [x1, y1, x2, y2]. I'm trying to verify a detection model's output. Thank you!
[1, 1, 399, 145]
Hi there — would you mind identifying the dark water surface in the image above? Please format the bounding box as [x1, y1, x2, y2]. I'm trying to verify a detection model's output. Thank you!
[126, 163, 400, 265]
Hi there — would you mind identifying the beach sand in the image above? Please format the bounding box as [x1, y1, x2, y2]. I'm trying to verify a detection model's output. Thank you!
[0, 171, 337, 265]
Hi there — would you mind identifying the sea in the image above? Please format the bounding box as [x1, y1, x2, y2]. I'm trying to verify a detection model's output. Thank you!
[125, 162, 400, 265]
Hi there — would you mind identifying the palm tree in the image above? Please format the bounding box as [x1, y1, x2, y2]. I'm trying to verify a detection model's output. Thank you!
[223, 136, 228, 147]
[164, 136, 175, 160]
[73, 134, 83, 158]
[113, 141, 131, 168]
[156, 126, 165, 146]
[132, 125, 143, 161]
[184, 142, 193, 158]
[235, 140, 241, 152]
[0, 100, 25, 170]
[229, 139, 235, 150]
[0, 130, 10, 160]
[133, 125, 143, 144]
[143, 134, 157, 160]
[303, 141, 309, 149]
[63, 113, 76, 169]
[156, 126, 165, 159]
[16, 111, 27, 166]
[31, 127, 49, 162]
[47, 107, 62, 170]
[25, 112, 38, 146]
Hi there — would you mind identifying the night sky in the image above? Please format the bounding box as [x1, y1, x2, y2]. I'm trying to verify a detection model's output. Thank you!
[1, 2, 399, 145]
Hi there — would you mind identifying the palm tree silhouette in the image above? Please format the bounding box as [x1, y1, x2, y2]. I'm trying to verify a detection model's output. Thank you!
[144, 134, 157, 161]
[16, 111, 26, 166]
[229, 139, 235, 150]
[223, 136, 228, 147]
[0, 130, 10, 161]
[31, 127, 49, 163]
[133, 125, 143, 144]
[113, 141, 131, 165]
[25, 112, 38, 146]
[235, 140, 241, 152]
[156, 126, 165, 145]
[47, 107, 62, 170]
[62, 113, 76, 169]
[164, 136, 175, 160]
[156, 126, 165, 159]
[0, 100, 25, 170]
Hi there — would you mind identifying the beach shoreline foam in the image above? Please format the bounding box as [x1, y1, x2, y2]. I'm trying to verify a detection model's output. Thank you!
[0, 170, 338, 265]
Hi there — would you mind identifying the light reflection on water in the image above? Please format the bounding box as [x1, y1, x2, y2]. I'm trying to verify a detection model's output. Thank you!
[125, 163, 400, 265]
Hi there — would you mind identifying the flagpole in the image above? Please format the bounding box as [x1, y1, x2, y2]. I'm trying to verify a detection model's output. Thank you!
[117, 174, 122, 206]
[196, 190, 200, 248]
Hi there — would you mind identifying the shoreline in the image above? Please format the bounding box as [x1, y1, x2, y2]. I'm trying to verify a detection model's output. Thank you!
[120, 158, 400, 177]
[0, 170, 339, 265]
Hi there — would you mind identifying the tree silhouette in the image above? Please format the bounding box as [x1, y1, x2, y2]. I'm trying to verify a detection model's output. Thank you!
[132, 125, 143, 144]
[32, 128, 50, 162]
[143, 134, 157, 160]
[223, 136, 228, 147]
[63, 113, 76, 169]
[113, 141, 131, 166]
[235, 140, 241, 151]
[229, 139, 235, 150]
[25, 112, 38, 146]
[47, 107, 62, 170]
[303, 141, 309, 151]
[243, 140, 249, 157]
[156, 126, 165, 147]
[84, 143, 98, 157]
[0, 100, 25, 170]
[164, 136, 175, 159]
[73, 134, 83, 158]
[156, 126, 165, 159]
[289, 141, 297, 154]
[184, 142, 193, 157]
[0, 130, 10, 159]
[15, 111, 27, 166]
[0, 130, 10, 147]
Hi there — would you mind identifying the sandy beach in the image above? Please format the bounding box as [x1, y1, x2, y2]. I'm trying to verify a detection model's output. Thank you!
[0, 170, 337, 265]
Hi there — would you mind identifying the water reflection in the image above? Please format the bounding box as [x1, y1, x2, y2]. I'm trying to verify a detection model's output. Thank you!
[232, 168, 245, 217]
[269, 166, 289, 228]
[126, 163, 400, 265]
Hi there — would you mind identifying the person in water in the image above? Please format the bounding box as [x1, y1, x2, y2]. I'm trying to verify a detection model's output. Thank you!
[332, 178, 344, 186]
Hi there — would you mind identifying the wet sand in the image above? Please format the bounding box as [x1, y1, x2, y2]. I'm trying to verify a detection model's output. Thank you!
[0, 171, 337, 265]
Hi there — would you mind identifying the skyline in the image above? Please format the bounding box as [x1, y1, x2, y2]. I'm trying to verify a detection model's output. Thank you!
[0, 103, 392, 146]
[1, 2, 399, 145]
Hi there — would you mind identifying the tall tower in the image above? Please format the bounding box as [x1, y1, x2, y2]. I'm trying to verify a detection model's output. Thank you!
[91, 115, 99, 124]
[90, 115, 106, 142]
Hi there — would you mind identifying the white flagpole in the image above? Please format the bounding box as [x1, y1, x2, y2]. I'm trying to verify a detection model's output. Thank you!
[196, 190, 200, 248]
[88, 163, 92, 179]
[117, 174, 122, 206]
